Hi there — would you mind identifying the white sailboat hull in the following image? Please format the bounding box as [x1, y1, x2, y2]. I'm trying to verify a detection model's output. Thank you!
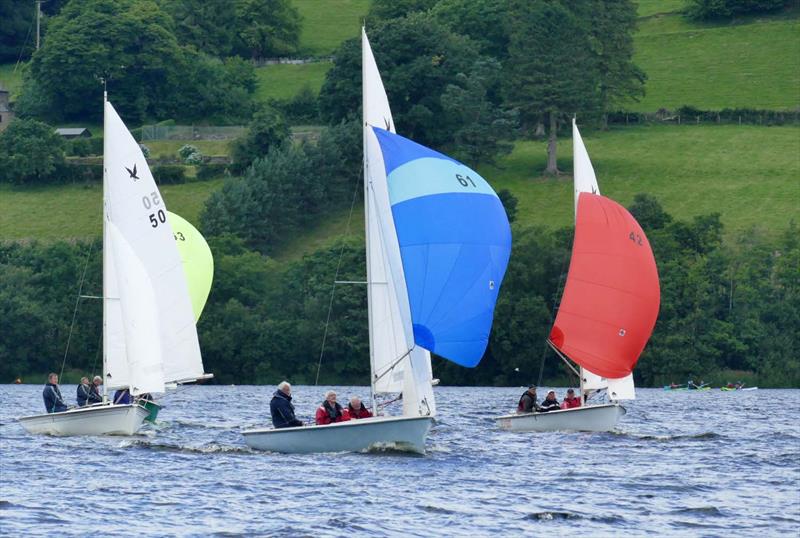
[18, 403, 149, 436]
[242, 415, 433, 454]
[495, 403, 625, 433]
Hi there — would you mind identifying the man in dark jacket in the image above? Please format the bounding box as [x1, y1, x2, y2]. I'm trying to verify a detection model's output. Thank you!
[43, 373, 68, 413]
[271, 381, 303, 429]
[76, 377, 91, 406]
[517, 386, 539, 413]
[539, 390, 561, 412]
[87, 376, 103, 405]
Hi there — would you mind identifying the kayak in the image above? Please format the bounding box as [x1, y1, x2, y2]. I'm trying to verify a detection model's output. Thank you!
[721, 386, 758, 391]
[662, 386, 710, 391]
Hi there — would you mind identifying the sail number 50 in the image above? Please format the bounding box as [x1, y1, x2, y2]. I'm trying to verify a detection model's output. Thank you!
[455, 173, 477, 188]
[141, 191, 165, 228]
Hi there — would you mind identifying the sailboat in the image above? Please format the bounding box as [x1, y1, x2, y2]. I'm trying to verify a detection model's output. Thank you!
[242, 29, 512, 454]
[496, 119, 660, 432]
[18, 96, 212, 436]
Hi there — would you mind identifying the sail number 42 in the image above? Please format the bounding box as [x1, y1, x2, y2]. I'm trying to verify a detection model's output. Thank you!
[142, 191, 166, 228]
[629, 232, 643, 246]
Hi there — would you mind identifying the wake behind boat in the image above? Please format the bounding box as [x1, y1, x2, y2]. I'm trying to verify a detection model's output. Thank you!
[243, 28, 511, 454]
[18, 95, 212, 437]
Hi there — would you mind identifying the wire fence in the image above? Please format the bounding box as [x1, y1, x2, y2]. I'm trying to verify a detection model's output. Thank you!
[140, 125, 246, 141]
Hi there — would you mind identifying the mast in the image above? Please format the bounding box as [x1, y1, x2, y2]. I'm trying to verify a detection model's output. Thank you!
[362, 28, 377, 415]
[101, 87, 108, 400]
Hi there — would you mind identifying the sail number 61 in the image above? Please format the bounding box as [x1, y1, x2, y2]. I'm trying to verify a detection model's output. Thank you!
[455, 173, 476, 188]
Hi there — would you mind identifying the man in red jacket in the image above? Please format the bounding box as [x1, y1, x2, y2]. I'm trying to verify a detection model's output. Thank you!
[315, 390, 350, 425]
[561, 388, 582, 409]
[347, 396, 373, 419]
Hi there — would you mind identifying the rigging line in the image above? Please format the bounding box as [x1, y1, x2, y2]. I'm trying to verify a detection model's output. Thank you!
[537, 238, 573, 386]
[14, 4, 36, 71]
[315, 163, 364, 386]
[59, 240, 95, 381]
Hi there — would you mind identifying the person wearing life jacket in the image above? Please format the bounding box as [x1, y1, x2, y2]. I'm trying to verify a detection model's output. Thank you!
[517, 386, 539, 413]
[271, 381, 304, 429]
[561, 388, 581, 409]
[347, 396, 373, 419]
[315, 390, 350, 425]
[76, 377, 91, 407]
[539, 390, 561, 412]
[87, 376, 103, 405]
[113, 388, 131, 405]
[42, 373, 68, 413]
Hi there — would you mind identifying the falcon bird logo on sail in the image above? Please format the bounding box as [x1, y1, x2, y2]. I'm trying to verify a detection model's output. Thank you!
[125, 164, 139, 181]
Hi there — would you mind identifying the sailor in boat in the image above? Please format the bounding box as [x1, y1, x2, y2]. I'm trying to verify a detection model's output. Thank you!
[87, 376, 103, 405]
[76, 377, 91, 407]
[315, 391, 351, 425]
[42, 373, 68, 413]
[517, 386, 540, 414]
[113, 388, 131, 405]
[270, 381, 304, 429]
[347, 396, 373, 420]
[560, 388, 581, 409]
[539, 391, 561, 412]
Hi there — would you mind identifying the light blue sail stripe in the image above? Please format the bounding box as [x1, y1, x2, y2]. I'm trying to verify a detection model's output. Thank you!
[387, 158, 497, 206]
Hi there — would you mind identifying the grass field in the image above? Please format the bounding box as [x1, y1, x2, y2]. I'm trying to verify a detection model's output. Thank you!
[0, 63, 24, 98]
[0, 179, 223, 241]
[254, 62, 332, 101]
[632, 8, 800, 111]
[144, 139, 232, 159]
[3, 125, 796, 246]
[294, 0, 370, 55]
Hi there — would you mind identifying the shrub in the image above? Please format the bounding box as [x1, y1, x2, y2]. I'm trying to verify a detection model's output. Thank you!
[59, 163, 103, 183]
[0, 118, 65, 184]
[139, 144, 151, 159]
[196, 163, 229, 181]
[152, 165, 186, 185]
[178, 144, 200, 160]
[67, 138, 93, 157]
[687, 0, 786, 20]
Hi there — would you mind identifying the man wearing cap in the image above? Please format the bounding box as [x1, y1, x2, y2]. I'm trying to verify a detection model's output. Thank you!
[539, 390, 561, 412]
[561, 388, 581, 409]
[517, 386, 540, 413]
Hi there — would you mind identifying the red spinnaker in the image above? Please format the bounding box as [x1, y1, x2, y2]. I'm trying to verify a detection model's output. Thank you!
[549, 193, 660, 378]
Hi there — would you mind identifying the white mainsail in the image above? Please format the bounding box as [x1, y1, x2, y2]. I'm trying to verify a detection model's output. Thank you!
[572, 118, 635, 400]
[362, 29, 435, 416]
[103, 100, 205, 394]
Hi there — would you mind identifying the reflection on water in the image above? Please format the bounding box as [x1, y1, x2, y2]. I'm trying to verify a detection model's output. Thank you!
[1, 385, 798, 536]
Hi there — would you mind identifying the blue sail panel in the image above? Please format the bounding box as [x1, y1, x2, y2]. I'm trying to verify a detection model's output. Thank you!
[371, 127, 512, 367]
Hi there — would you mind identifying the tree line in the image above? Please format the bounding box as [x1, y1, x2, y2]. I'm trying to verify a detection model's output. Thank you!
[2, 198, 797, 387]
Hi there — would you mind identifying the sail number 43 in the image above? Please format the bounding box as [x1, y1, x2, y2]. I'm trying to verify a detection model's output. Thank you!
[142, 191, 166, 228]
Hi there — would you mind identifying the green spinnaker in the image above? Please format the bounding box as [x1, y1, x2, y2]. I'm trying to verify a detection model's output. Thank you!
[168, 211, 214, 322]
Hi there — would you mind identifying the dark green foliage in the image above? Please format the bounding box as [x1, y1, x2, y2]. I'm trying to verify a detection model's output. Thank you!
[687, 0, 787, 19]
[159, 0, 239, 57]
[152, 164, 186, 184]
[0, 118, 65, 184]
[0, 0, 35, 62]
[202, 121, 360, 254]
[236, 0, 301, 59]
[229, 105, 291, 174]
[432, 0, 510, 59]
[23, 0, 256, 123]
[497, 189, 518, 224]
[320, 15, 485, 149]
[272, 85, 320, 124]
[59, 163, 104, 183]
[367, 0, 438, 22]
[196, 163, 229, 181]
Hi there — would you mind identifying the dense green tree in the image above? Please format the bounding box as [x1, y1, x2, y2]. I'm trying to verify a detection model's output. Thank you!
[159, 0, 239, 57]
[0, 118, 65, 184]
[229, 105, 291, 174]
[573, 0, 645, 127]
[367, 0, 437, 22]
[0, 0, 35, 62]
[687, 0, 786, 19]
[432, 0, 510, 59]
[321, 15, 511, 154]
[504, 1, 599, 174]
[236, 0, 301, 59]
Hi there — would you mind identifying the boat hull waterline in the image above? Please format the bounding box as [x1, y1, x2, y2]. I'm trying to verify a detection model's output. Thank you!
[18, 403, 150, 436]
[495, 403, 626, 433]
[242, 415, 433, 454]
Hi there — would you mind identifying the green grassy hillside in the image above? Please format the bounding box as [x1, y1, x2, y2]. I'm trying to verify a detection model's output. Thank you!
[0, 179, 223, 241]
[294, 0, 370, 55]
[254, 62, 332, 101]
[632, 7, 800, 111]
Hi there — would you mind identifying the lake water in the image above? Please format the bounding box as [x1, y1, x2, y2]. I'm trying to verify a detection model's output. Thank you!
[1, 385, 798, 536]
